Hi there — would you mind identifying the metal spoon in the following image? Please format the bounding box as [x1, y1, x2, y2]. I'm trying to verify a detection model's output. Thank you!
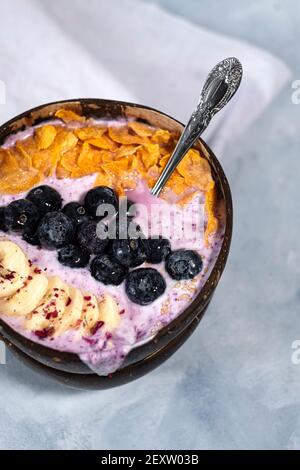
[151, 57, 243, 196]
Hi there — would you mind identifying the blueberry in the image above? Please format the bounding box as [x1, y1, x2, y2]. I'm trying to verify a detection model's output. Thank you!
[145, 237, 171, 264]
[125, 268, 166, 305]
[37, 212, 74, 249]
[0, 207, 8, 232]
[165, 250, 203, 280]
[111, 237, 147, 267]
[62, 202, 89, 226]
[77, 220, 109, 255]
[4, 199, 40, 232]
[108, 217, 142, 240]
[58, 244, 90, 268]
[90, 254, 128, 286]
[26, 185, 62, 216]
[22, 228, 40, 246]
[84, 186, 118, 218]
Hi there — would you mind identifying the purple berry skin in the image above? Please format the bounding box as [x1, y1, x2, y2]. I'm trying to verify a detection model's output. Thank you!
[77, 220, 109, 255]
[26, 185, 62, 216]
[90, 254, 128, 285]
[37, 211, 74, 249]
[165, 250, 203, 280]
[5, 199, 39, 232]
[125, 268, 166, 305]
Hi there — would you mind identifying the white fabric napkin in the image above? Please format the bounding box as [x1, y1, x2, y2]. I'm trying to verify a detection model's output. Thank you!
[0, 0, 290, 156]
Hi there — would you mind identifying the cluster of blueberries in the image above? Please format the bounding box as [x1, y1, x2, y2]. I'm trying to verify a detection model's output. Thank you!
[0, 185, 203, 305]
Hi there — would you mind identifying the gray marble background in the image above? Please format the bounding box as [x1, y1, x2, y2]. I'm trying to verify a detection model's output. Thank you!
[0, 0, 300, 450]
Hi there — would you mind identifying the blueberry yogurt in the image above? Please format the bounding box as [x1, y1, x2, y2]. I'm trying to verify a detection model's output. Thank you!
[0, 119, 225, 376]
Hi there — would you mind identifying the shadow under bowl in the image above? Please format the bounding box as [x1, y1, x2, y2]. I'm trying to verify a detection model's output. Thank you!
[0, 99, 232, 390]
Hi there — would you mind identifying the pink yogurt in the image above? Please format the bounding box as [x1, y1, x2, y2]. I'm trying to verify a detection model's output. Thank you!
[0, 123, 225, 375]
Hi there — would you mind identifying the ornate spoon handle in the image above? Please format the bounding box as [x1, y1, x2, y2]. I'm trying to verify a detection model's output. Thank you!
[151, 57, 243, 196]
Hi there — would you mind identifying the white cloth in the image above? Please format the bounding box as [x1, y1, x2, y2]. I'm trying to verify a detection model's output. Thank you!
[0, 0, 290, 156]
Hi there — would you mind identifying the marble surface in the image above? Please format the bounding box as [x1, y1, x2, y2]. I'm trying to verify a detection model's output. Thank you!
[1, 0, 300, 450]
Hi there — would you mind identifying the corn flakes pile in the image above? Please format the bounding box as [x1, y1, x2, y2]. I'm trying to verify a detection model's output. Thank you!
[0, 108, 218, 238]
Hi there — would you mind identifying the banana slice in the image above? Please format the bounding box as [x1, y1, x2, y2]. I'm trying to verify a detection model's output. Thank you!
[54, 287, 84, 336]
[0, 240, 124, 338]
[99, 294, 121, 332]
[0, 240, 30, 298]
[0, 267, 48, 316]
[25, 276, 69, 332]
[82, 292, 100, 334]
